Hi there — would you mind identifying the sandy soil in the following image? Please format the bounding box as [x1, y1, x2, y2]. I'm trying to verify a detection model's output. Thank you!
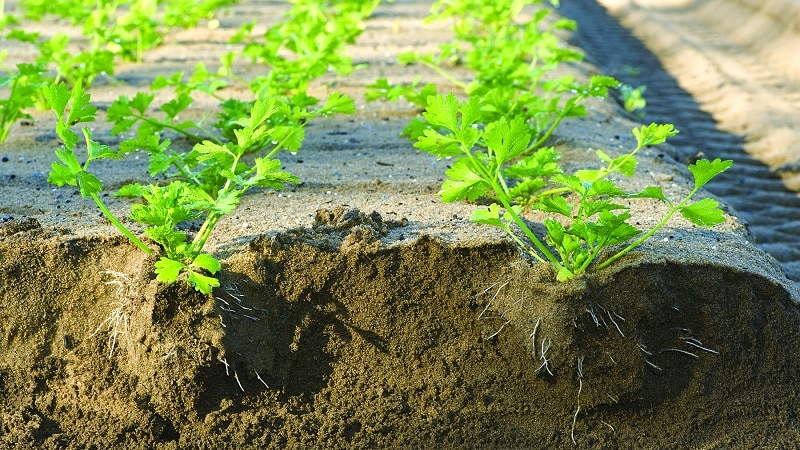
[1, 0, 800, 448]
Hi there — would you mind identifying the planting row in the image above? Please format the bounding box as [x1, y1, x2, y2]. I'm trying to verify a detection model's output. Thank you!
[0, 0, 731, 291]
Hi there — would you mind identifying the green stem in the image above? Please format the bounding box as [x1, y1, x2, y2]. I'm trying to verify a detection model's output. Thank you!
[528, 93, 586, 152]
[596, 192, 696, 270]
[134, 113, 218, 143]
[166, 149, 203, 186]
[418, 58, 469, 92]
[91, 193, 153, 254]
[188, 211, 221, 260]
[187, 150, 242, 259]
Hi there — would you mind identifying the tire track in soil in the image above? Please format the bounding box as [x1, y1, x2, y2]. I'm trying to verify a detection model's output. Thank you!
[556, 0, 800, 285]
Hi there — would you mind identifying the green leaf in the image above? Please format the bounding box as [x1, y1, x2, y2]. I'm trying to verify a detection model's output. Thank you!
[131, 91, 155, 115]
[116, 183, 145, 197]
[42, 82, 71, 121]
[458, 96, 482, 132]
[144, 225, 188, 256]
[688, 158, 733, 190]
[75, 171, 103, 197]
[537, 196, 572, 217]
[633, 123, 678, 148]
[471, 203, 504, 227]
[557, 266, 575, 282]
[161, 93, 193, 119]
[252, 158, 302, 189]
[192, 253, 221, 274]
[422, 93, 459, 131]
[440, 157, 491, 202]
[155, 257, 184, 284]
[65, 83, 97, 126]
[318, 92, 356, 116]
[629, 186, 669, 203]
[680, 197, 726, 227]
[586, 179, 627, 198]
[86, 133, 120, 161]
[414, 128, 463, 158]
[187, 271, 220, 294]
[484, 117, 531, 165]
[213, 190, 240, 215]
[551, 174, 585, 194]
[503, 147, 561, 180]
[270, 125, 305, 153]
[194, 140, 233, 161]
[596, 149, 637, 177]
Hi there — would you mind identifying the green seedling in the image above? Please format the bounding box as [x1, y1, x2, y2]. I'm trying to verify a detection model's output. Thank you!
[46, 80, 354, 294]
[0, 57, 48, 143]
[368, 0, 627, 145]
[231, 0, 379, 97]
[620, 84, 647, 114]
[417, 93, 732, 281]
[43, 82, 154, 256]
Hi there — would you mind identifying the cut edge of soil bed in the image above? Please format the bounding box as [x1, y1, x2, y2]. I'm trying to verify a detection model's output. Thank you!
[1, 207, 799, 448]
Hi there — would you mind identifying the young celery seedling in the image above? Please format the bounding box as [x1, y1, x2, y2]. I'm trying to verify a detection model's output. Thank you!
[43, 82, 153, 256]
[416, 93, 733, 281]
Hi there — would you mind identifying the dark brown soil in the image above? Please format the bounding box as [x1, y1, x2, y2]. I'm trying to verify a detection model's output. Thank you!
[1, 0, 800, 448]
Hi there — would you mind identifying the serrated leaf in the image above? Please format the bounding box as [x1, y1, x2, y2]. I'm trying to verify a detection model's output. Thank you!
[633, 123, 678, 148]
[629, 186, 669, 203]
[144, 224, 188, 255]
[422, 93, 459, 131]
[537, 196, 572, 216]
[187, 271, 220, 294]
[440, 157, 491, 202]
[116, 183, 145, 197]
[580, 199, 627, 218]
[414, 128, 462, 158]
[598, 149, 637, 177]
[65, 83, 96, 126]
[586, 179, 627, 198]
[503, 147, 561, 180]
[402, 117, 430, 140]
[680, 197, 726, 227]
[192, 253, 221, 274]
[270, 125, 305, 153]
[194, 140, 233, 160]
[213, 190, 240, 215]
[545, 218, 566, 245]
[85, 131, 119, 161]
[155, 257, 184, 284]
[75, 171, 102, 197]
[48, 161, 77, 187]
[471, 203, 504, 227]
[160, 93, 192, 119]
[253, 158, 302, 189]
[551, 173, 585, 193]
[688, 158, 733, 190]
[318, 92, 356, 116]
[484, 117, 531, 165]
[53, 146, 81, 172]
[249, 97, 278, 124]
[130, 91, 155, 115]
[459, 96, 482, 132]
[42, 82, 71, 121]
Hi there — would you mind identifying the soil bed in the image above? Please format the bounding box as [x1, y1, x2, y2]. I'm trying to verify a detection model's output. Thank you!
[1, 0, 799, 448]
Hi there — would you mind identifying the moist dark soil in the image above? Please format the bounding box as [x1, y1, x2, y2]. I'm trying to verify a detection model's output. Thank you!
[1, 0, 800, 448]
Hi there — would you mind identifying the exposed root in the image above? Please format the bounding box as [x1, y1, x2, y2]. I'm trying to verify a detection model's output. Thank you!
[89, 270, 138, 358]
